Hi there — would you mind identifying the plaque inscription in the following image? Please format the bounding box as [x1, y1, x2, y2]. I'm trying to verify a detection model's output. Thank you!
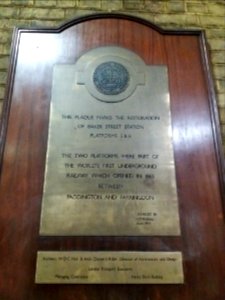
[35, 251, 184, 284]
[39, 47, 180, 236]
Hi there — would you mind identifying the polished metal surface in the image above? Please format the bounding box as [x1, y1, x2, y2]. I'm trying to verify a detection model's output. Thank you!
[35, 251, 184, 284]
[39, 46, 180, 236]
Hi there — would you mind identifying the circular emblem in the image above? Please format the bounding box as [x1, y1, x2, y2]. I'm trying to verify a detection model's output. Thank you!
[93, 61, 130, 96]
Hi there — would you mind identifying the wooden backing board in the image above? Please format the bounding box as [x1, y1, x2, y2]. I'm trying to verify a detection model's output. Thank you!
[0, 13, 224, 300]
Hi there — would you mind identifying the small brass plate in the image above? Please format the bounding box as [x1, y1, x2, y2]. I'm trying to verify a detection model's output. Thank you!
[35, 251, 184, 284]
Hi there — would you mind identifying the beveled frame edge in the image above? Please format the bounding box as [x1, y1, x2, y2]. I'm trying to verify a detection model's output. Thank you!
[199, 32, 225, 215]
[0, 13, 224, 215]
[0, 27, 20, 172]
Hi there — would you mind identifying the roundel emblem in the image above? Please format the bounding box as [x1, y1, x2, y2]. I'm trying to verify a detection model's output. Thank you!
[93, 61, 130, 96]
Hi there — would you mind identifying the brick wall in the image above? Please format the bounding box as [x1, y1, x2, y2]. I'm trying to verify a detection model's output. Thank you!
[0, 0, 224, 149]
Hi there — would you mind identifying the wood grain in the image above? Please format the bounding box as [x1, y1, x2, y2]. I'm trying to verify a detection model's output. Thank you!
[0, 14, 224, 300]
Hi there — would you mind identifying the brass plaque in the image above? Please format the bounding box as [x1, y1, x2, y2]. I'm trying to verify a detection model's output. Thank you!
[35, 251, 184, 284]
[40, 46, 180, 236]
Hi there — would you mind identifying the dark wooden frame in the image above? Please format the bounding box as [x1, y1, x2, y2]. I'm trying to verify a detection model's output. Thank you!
[0, 13, 224, 300]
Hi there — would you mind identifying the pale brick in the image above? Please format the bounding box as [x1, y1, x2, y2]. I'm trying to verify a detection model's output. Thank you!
[0, 44, 10, 55]
[0, 19, 20, 29]
[57, 0, 77, 8]
[0, 19, 38, 30]
[218, 93, 225, 108]
[12, 0, 34, 5]
[19, 8, 64, 20]
[211, 51, 225, 64]
[186, 2, 208, 13]
[207, 2, 225, 16]
[0, 86, 5, 99]
[0, 0, 11, 5]
[208, 39, 225, 51]
[167, 1, 186, 13]
[0, 7, 20, 18]
[216, 79, 225, 93]
[30, 19, 59, 27]
[221, 124, 225, 135]
[0, 72, 7, 84]
[0, 31, 11, 44]
[0, 56, 9, 70]
[35, 0, 57, 7]
[154, 14, 199, 27]
[206, 29, 225, 39]
[214, 65, 225, 79]
[101, 0, 123, 11]
[219, 106, 225, 123]
[78, 0, 101, 9]
[154, 14, 177, 25]
[199, 15, 225, 27]
[64, 9, 98, 19]
[144, 1, 166, 13]
[185, 15, 200, 26]
[124, 0, 145, 10]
